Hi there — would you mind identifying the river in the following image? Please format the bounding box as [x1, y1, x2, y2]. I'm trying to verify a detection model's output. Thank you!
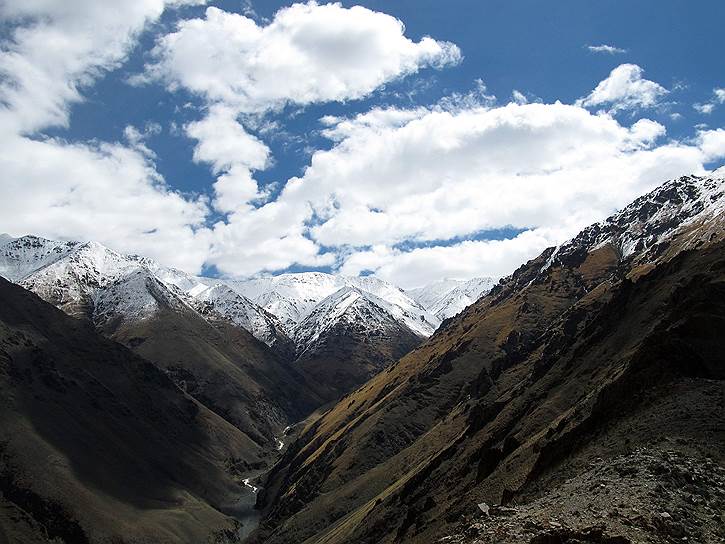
[226, 426, 293, 540]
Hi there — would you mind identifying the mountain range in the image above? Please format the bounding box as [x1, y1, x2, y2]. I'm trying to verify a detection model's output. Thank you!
[0, 170, 723, 543]
[0, 235, 493, 402]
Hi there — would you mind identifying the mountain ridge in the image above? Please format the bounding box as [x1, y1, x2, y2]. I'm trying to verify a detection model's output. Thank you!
[250, 170, 725, 544]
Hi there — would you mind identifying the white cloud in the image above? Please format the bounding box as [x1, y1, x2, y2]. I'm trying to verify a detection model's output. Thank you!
[185, 104, 270, 212]
[0, 0, 203, 134]
[586, 44, 627, 55]
[131, 1, 462, 273]
[263, 101, 721, 287]
[340, 229, 568, 288]
[0, 0, 212, 271]
[694, 102, 716, 114]
[693, 87, 725, 115]
[0, 133, 211, 271]
[141, 3, 461, 112]
[577, 64, 668, 113]
[697, 128, 725, 161]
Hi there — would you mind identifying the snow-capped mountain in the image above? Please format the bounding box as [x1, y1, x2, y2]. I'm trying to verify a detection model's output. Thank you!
[544, 171, 725, 273]
[0, 236, 437, 352]
[408, 277, 496, 320]
[295, 286, 423, 356]
[0, 235, 80, 282]
[223, 272, 439, 337]
[292, 285, 425, 401]
[93, 268, 189, 326]
[0, 235, 281, 345]
[1, 237, 148, 318]
[190, 283, 291, 348]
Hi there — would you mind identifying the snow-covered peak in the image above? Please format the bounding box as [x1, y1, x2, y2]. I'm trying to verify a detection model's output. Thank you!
[191, 283, 289, 347]
[93, 268, 183, 325]
[0, 235, 80, 282]
[224, 272, 439, 336]
[546, 172, 725, 271]
[407, 279, 463, 310]
[294, 286, 411, 356]
[408, 277, 496, 320]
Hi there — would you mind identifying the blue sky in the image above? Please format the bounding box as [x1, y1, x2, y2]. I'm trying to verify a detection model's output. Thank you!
[1, 1, 724, 287]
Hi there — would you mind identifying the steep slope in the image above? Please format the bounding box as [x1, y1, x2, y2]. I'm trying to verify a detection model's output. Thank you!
[0, 239, 322, 453]
[192, 283, 291, 352]
[0, 277, 261, 543]
[0, 235, 79, 282]
[224, 273, 439, 400]
[93, 269, 323, 450]
[0, 235, 432, 433]
[150, 267, 294, 351]
[18, 241, 141, 318]
[253, 172, 725, 544]
[293, 287, 424, 401]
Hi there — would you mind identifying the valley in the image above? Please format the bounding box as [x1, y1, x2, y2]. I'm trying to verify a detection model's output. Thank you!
[0, 171, 723, 543]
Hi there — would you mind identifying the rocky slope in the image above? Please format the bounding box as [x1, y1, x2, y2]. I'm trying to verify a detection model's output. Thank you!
[251, 172, 725, 544]
[0, 277, 261, 543]
[93, 268, 323, 450]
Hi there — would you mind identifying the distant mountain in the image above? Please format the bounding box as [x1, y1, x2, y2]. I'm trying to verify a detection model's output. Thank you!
[225, 272, 439, 338]
[252, 171, 725, 544]
[0, 277, 261, 542]
[293, 287, 425, 400]
[408, 276, 496, 319]
[0, 239, 447, 400]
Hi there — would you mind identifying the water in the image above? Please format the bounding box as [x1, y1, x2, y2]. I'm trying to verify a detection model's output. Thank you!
[223, 472, 264, 541]
[223, 428, 296, 540]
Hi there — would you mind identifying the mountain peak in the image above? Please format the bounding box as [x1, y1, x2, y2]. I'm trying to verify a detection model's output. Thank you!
[545, 172, 725, 274]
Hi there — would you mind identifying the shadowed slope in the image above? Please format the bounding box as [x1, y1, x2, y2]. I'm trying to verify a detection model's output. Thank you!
[0, 277, 258, 543]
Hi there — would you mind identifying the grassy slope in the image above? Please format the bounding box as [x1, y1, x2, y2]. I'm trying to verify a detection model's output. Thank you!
[254, 224, 725, 544]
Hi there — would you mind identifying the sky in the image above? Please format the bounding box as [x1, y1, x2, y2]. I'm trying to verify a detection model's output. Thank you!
[0, 1, 724, 288]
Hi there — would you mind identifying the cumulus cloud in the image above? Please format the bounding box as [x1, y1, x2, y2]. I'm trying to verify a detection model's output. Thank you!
[0, 1, 461, 274]
[0, 0, 203, 134]
[140, 3, 461, 111]
[586, 44, 627, 55]
[265, 101, 721, 287]
[340, 230, 569, 288]
[577, 64, 668, 113]
[131, 1, 462, 273]
[0, 0, 212, 270]
[186, 105, 271, 212]
[0, 132, 211, 271]
[697, 128, 725, 161]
